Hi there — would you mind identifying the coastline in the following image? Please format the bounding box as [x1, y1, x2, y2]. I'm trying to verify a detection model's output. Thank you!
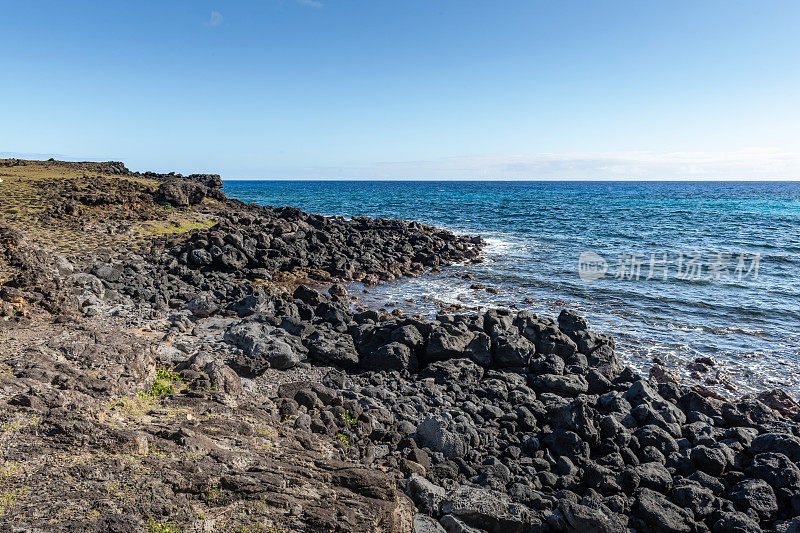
[1, 159, 799, 532]
[221, 179, 800, 398]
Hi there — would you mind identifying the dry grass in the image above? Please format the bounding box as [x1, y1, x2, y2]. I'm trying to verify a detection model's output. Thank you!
[0, 159, 217, 262]
[137, 218, 216, 236]
[0, 160, 159, 215]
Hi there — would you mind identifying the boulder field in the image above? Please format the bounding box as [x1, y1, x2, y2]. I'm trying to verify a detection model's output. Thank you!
[165, 282, 800, 533]
[0, 160, 799, 532]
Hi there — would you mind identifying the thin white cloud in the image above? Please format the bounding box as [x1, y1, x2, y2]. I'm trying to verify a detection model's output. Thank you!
[252, 148, 800, 180]
[208, 10, 224, 27]
[297, 0, 323, 7]
[363, 148, 800, 180]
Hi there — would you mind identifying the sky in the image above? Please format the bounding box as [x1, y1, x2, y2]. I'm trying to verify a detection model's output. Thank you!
[2, 1, 800, 180]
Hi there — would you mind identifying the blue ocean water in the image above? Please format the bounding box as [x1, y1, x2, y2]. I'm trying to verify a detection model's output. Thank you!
[223, 180, 800, 396]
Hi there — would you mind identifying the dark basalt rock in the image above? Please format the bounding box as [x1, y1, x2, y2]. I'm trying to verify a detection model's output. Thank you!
[224, 320, 305, 373]
[633, 488, 694, 533]
[155, 179, 208, 206]
[425, 324, 476, 363]
[729, 478, 778, 519]
[493, 333, 536, 368]
[748, 452, 800, 491]
[359, 341, 418, 372]
[293, 284, 323, 306]
[187, 173, 223, 190]
[750, 432, 800, 461]
[305, 327, 359, 368]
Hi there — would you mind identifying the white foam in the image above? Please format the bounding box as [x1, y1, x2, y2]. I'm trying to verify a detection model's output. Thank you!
[483, 236, 526, 256]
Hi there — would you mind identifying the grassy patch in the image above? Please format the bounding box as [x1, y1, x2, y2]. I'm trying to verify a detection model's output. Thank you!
[140, 366, 185, 398]
[0, 413, 40, 433]
[0, 159, 217, 260]
[85, 508, 102, 521]
[107, 394, 158, 426]
[0, 462, 21, 480]
[0, 487, 30, 518]
[336, 433, 350, 446]
[146, 519, 184, 533]
[139, 217, 215, 236]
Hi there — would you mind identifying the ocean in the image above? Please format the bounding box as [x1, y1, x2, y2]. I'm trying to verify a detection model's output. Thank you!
[223, 180, 800, 396]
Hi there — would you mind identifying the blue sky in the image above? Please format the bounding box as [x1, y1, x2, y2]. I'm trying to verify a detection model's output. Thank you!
[2, 1, 799, 179]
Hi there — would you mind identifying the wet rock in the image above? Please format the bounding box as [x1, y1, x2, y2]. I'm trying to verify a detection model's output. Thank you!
[329, 283, 348, 297]
[754, 388, 800, 417]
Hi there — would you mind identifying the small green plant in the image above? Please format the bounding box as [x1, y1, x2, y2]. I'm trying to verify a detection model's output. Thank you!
[343, 410, 359, 428]
[203, 482, 223, 503]
[156, 366, 182, 382]
[336, 433, 350, 446]
[140, 381, 175, 398]
[140, 366, 184, 398]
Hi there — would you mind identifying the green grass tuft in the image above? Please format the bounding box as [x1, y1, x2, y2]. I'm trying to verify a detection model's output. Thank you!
[343, 410, 359, 428]
[139, 366, 185, 398]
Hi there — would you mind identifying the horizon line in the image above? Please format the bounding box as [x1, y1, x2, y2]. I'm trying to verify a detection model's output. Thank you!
[222, 177, 800, 182]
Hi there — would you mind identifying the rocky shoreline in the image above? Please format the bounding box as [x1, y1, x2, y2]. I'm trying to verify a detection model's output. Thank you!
[1, 159, 799, 532]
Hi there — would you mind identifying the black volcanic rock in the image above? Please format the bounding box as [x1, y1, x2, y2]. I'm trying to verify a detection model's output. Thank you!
[156, 179, 208, 206]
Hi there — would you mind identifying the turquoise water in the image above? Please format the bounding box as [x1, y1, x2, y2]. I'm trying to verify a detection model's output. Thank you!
[223, 181, 800, 395]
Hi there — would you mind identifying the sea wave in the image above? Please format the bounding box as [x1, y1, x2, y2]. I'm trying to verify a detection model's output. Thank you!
[227, 179, 800, 396]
